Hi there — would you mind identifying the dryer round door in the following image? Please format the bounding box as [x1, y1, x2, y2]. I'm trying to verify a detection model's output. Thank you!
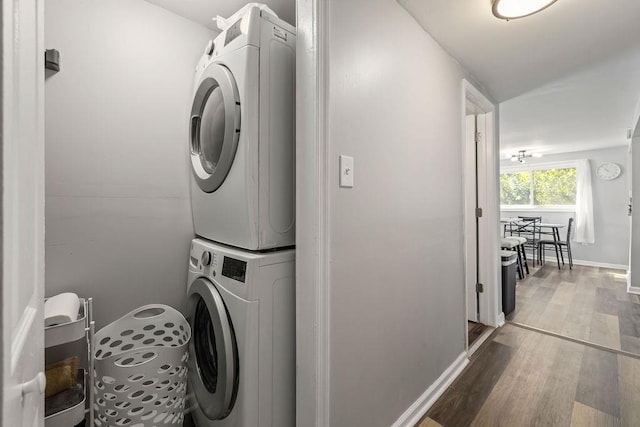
[186, 278, 239, 420]
[189, 63, 241, 193]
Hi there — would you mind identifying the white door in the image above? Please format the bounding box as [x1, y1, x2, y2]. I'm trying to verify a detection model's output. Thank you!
[465, 111, 489, 325]
[630, 135, 640, 291]
[465, 115, 479, 322]
[2, 0, 46, 424]
[476, 114, 488, 316]
[628, 140, 633, 283]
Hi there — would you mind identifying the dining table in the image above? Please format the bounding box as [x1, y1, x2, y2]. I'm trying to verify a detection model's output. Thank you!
[500, 218, 566, 269]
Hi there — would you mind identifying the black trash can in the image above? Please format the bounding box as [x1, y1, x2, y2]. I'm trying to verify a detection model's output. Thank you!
[501, 250, 517, 316]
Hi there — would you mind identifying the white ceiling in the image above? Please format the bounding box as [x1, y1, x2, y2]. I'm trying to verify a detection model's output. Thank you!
[499, 47, 640, 157]
[145, 0, 295, 30]
[398, 0, 640, 156]
[145, 0, 640, 156]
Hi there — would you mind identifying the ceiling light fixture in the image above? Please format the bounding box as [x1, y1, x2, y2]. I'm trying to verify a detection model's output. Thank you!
[510, 150, 542, 163]
[492, 0, 558, 20]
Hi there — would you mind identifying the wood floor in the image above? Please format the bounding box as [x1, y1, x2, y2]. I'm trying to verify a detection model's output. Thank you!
[509, 263, 640, 355]
[417, 323, 640, 427]
[468, 321, 489, 347]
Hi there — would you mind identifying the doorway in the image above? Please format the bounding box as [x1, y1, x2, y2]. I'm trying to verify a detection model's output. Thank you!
[462, 80, 501, 353]
[465, 110, 489, 347]
[630, 122, 640, 294]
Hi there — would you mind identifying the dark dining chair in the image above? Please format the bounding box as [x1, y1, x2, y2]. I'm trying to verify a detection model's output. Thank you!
[538, 217, 574, 270]
[510, 216, 542, 266]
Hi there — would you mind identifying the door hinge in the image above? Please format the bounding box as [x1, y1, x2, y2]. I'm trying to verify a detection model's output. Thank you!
[475, 132, 482, 143]
[475, 207, 483, 218]
[476, 283, 484, 293]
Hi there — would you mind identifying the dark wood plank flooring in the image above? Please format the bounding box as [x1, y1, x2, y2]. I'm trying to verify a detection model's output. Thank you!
[467, 321, 488, 347]
[417, 324, 640, 427]
[509, 264, 640, 354]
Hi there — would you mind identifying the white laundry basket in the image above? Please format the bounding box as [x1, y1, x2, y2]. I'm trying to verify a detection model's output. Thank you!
[93, 304, 191, 427]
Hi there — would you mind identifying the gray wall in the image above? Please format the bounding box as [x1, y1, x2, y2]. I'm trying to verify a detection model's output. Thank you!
[500, 146, 630, 267]
[45, 0, 212, 327]
[326, 0, 489, 425]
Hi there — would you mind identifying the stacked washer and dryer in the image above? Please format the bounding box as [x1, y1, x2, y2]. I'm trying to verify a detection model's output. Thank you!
[184, 4, 296, 427]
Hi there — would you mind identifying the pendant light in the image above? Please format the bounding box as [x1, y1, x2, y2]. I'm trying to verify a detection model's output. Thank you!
[492, 0, 558, 20]
[509, 150, 542, 163]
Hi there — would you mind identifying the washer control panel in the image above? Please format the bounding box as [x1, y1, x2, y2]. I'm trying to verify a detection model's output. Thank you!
[190, 241, 248, 283]
[200, 251, 212, 267]
[221, 257, 247, 283]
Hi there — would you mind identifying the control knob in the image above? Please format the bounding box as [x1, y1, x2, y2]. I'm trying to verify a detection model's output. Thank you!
[201, 251, 212, 267]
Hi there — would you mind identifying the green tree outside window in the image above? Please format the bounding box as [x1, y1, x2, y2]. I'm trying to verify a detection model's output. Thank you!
[500, 167, 576, 206]
[500, 171, 531, 205]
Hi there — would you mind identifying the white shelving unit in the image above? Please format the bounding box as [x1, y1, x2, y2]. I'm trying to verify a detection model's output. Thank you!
[44, 297, 95, 427]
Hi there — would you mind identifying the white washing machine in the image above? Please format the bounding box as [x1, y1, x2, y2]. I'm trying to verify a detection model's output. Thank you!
[185, 238, 295, 427]
[189, 5, 296, 251]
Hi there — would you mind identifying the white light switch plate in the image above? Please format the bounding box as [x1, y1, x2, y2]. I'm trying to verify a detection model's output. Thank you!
[339, 155, 354, 188]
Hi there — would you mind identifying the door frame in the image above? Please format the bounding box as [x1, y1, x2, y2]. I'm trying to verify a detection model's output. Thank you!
[462, 79, 503, 335]
[295, 0, 330, 425]
[2, 0, 46, 423]
[629, 118, 640, 294]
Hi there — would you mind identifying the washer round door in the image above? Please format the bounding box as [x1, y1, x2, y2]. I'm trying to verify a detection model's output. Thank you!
[189, 63, 241, 193]
[186, 278, 239, 420]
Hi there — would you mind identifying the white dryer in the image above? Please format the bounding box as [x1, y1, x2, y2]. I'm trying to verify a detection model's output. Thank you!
[185, 238, 295, 427]
[189, 5, 296, 250]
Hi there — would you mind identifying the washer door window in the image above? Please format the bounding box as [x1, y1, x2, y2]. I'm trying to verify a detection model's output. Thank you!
[187, 278, 239, 420]
[190, 64, 241, 193]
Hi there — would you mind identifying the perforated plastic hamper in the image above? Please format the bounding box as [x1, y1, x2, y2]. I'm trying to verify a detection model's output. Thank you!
[93, 305, 191, 426]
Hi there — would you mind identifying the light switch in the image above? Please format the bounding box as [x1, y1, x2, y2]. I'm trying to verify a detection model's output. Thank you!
[339, 155, 354, 188]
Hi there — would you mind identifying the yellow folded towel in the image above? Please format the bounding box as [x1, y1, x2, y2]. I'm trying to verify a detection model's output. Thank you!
[45, 356, 79, 398]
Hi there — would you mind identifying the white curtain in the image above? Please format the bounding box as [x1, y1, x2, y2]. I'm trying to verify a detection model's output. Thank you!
[574, 159, 595, 244]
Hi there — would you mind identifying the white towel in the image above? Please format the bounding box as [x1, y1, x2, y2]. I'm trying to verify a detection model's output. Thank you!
[212, 3, 278, 31]
[45, 293, 80, 326]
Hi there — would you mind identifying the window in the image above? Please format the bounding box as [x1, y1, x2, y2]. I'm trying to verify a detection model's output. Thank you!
[500, 163, 577, 208]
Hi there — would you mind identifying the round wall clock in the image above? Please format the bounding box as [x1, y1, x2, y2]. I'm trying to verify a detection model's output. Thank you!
[596, 162, 621, 180]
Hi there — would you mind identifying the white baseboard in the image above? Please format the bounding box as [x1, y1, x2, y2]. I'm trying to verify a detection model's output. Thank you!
[628, 271, 640, 295]
[571, 259, 628, 270]
[627, 271, 640, 295]
[497, 312, 506, 327]
[391, 352, 469, 427]
[628, 286, 640, 295]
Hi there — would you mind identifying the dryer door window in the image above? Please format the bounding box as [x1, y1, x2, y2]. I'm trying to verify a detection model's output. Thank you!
[190, 64, 241, 193]
[187, 278, 239, 420]
[199, 87, 225, 175]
